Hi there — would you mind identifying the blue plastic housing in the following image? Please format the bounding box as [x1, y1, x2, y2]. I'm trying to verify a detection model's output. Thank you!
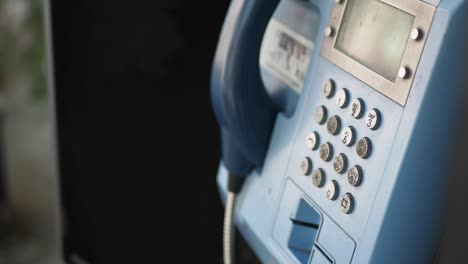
[213, 0, 468, 263]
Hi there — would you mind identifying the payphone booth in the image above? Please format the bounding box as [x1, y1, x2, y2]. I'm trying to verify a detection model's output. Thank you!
[211, 0, 468, 263]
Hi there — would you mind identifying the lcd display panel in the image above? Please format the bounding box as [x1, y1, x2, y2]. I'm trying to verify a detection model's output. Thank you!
[335, 0, 415, 81]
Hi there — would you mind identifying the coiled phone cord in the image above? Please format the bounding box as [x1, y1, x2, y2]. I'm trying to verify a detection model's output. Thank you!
[223, 192, 236, 264]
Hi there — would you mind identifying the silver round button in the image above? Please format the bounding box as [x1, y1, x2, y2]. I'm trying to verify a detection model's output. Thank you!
[350, 98, 364, 119]
[320, 142, 333, 162]
[325, 26, 335, 37]
[348, 165, 363, 187]
[411, 28, 422, 41]
[312, 168, 325, 188]
[306, 132, 320, 150]
[315, 106, 328, 125]
[327, 115, 341, 135]
[301, 157, 313, 176]
[333, 153, 348, 174]
[341, 126, 356, 146]
[336, 88, 349, 108]
[365, 109, 381, 130]
[340, 193, 354, 214]
[398, 66, 411, 79]
[356, 137, 372, 159]
[325, 180, 339, 201]
[323, 79, 335, 98]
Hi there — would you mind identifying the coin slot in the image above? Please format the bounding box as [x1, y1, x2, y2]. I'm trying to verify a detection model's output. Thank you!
[287, 198, 322, 264]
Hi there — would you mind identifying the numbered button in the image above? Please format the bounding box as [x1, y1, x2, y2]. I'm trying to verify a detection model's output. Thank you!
[341, 126, 356, 146]
[356, 137, 372, 159]
[301, 157, 313, 176]
[336, 88, 349, 108]
[312, 168, 325, 188]
[327, 115, 341, 135]
[315, 106, 328, 125]
[333, 154, 348, 174]
[323, 79, 335, 98]
[340, 193, 354, 214]
[306, 132, 320, 150]
[350, 98, 365, 119]
[365, 109, 381, 130]
[320, 143, 333, 162]
[325, 180, 339, 200]
[348, 165, 363, 187]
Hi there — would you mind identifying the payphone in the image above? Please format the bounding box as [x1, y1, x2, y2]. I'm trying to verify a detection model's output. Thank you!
[211, 0, 468, 263]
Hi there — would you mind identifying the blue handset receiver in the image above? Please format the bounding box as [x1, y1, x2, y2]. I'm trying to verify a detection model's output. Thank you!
[212, 0, 468, 263]
[210, 0, 279, 177]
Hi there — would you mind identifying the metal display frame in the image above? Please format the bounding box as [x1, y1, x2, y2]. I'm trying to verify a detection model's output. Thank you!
[320, 0, 436, 106]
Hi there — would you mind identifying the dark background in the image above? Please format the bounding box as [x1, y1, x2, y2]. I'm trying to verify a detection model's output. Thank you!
[51, 1, 231, 262]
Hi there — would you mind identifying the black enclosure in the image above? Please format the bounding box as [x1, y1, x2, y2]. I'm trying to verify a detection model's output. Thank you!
[51, 1, 229, 262]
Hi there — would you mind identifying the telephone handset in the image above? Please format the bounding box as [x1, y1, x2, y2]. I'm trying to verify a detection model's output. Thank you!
[211, 0, 279, 178]
[212, 0, 468, 263]
[211, 0, 318, 175]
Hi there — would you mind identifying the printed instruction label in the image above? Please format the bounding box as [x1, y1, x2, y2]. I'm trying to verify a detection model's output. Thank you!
[260, 19, 314, 94]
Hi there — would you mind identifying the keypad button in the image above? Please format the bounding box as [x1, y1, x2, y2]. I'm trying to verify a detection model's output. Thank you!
[336, 88, 349, 108]
[356, 137, 372, 159]
[341, 126, 356, 146]
[348, 165, 363, 187]
[327, 115, 341, 135]
[306, 132, 320, 150]
[350, 98, 365, 119]
[320, 142, 333, 162]
[325, 180, 339, 201]
[323, 79, 335, 98]
[312, 168, 325, 188]
[315, 106, 328, 125]
[365, 109, 381, 130]
[333, 154, 348, 174]
[340, 193, 354, 214]
[301, 157, 313, 176]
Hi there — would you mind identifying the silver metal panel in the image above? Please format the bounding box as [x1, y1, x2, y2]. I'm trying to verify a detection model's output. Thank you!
[320, 0, 436, 106]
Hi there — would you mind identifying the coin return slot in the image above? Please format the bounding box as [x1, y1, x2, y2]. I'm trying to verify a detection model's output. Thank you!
[287, 199, 322, 264]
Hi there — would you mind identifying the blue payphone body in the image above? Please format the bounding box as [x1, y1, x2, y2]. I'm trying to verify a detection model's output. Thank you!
[211, 0, 468, 263]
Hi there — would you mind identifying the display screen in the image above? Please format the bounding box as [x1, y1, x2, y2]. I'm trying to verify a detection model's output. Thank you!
[335, 0, 415, 81]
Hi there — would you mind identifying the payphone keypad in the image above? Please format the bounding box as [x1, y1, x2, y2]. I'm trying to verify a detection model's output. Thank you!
[301, 157, 313, 176]
[319, 142, 333, 162]
[312, 168, 325, 188]
[347, 165, 363, 187]
[302, 79, 383, 215]
[340, 193, 354, 214]
[327, 115, 341, 135]
[332, 154, 347, 174]
[341, 126, 356, 146]
[365, 109, 381, 130]
[315, 106, 328, 124]
[335, 88, 349, 108]
[325, 180, 339, 201]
